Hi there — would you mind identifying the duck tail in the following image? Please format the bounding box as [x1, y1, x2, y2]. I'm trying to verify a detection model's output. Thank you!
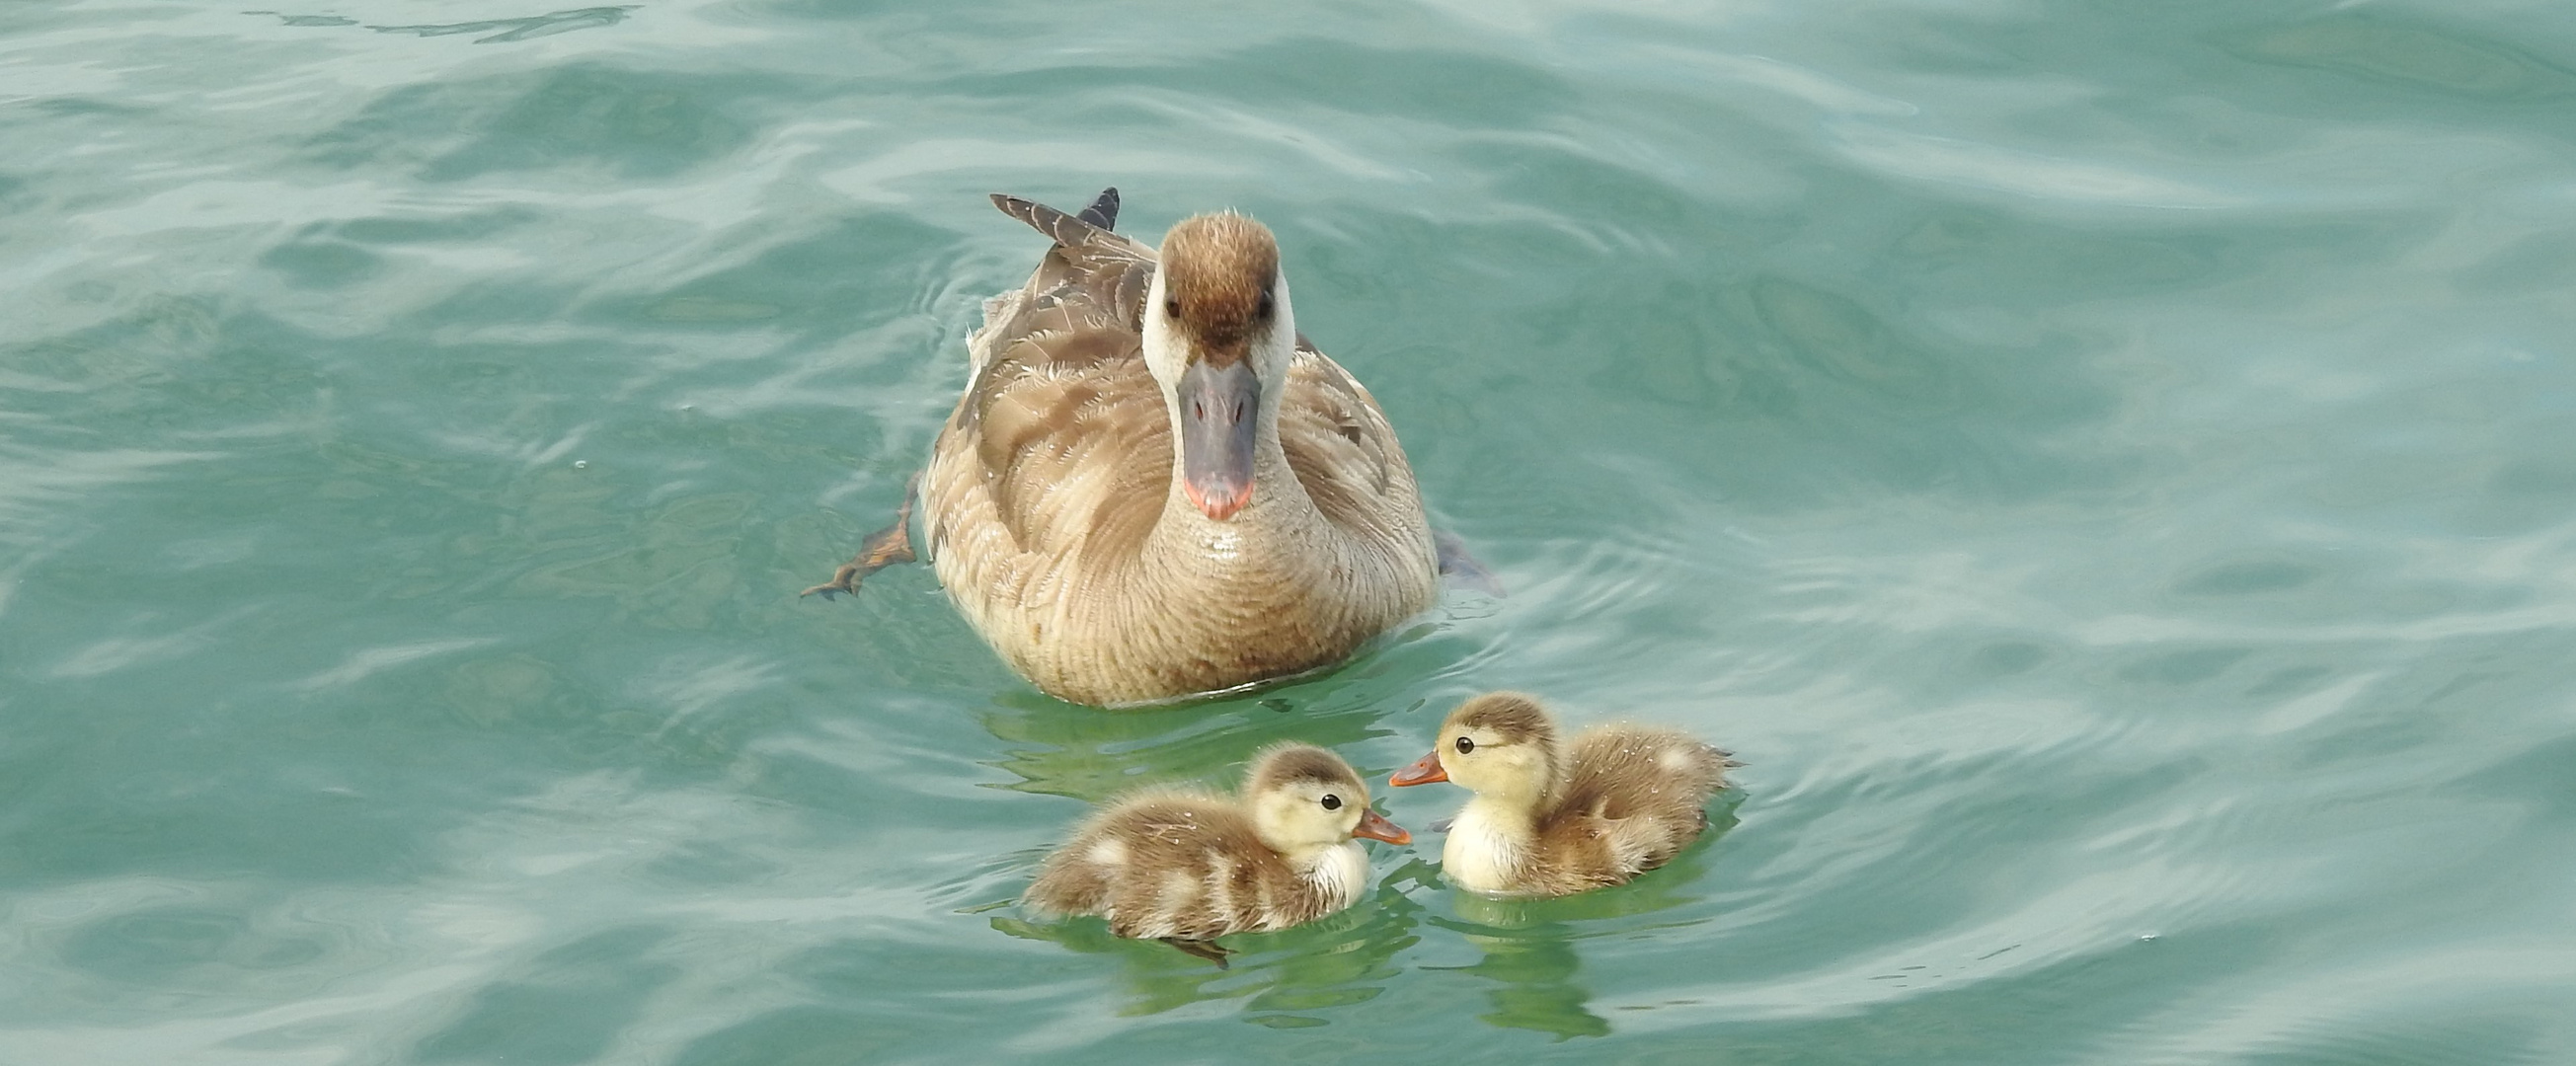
[990, 187, 1120, 247]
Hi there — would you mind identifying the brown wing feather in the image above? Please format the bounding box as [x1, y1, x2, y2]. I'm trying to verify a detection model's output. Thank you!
[1279, 347, 1415, 544]
[937, 332, 1168, 561]
[928, 194, 1173, 569]
[1537, 726, 1730, 884]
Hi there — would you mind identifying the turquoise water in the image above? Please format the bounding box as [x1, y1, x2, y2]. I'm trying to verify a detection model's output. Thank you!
[8, 0, 2576, 1061]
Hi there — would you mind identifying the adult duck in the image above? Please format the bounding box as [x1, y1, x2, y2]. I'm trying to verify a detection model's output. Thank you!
[808, 190, 1441, 707]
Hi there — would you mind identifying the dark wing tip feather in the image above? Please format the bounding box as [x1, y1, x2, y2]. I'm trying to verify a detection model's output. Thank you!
[990, 191, 1118, 248]
[1078, 187, 1120, 229]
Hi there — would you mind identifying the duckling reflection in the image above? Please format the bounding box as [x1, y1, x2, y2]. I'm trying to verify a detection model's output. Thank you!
[1426, 830, 1732, 1040]
[991, 879, 1422, 1023]
[1443, 920, 1609, 1039]
[1392, 692, 1739, 897]
[1022, 743, 1408, 966]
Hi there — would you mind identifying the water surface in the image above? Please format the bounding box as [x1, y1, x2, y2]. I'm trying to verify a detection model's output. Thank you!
[6, 1, 2576, 1062]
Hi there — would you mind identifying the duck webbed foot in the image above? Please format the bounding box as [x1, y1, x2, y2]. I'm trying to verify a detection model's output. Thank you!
[1159, 937, 1233, 969]
[1435, 529, 1504, 596]
[801, 473, 920, 599]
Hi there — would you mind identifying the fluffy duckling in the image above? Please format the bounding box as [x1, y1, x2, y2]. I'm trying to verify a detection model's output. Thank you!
[1390, 692, 1737, 897]
[1026, 742, 1410, 963]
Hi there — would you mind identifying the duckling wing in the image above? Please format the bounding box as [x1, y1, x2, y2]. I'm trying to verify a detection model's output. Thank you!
[1026, 790, 1223, 922]
[1550, 725, 1731, 878]
[1027, 793, 1308, 941]
[1278, 346, 1430, 548]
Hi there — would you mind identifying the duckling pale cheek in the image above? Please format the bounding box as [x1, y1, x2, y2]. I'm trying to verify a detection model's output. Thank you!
[1086, 838, 1128, 868]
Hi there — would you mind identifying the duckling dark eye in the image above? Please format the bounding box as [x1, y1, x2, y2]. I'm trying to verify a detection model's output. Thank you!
[1319, 795, 1342, 810]
[1256, 292, 1274, 319]
[1454, 736, 1475, 755]
[1163, 297, 1181, 319]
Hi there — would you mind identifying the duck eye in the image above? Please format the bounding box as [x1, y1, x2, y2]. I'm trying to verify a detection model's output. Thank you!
[1163, 297, 1181, 319]
[1319, 795, 1342, 810]
[1256, 292, 1274, 319]
[1454, 736, 1475, 754]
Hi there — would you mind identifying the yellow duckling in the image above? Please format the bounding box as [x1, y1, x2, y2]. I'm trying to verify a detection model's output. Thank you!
[1390, 692, 1737, 897]
[1026, 742, 1410, 963]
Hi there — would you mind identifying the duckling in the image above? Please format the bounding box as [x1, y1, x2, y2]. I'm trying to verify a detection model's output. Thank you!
[1025, 742, 1410, 964]
[1390, 692, 1737, 897]
[806, 189, 1442, 707]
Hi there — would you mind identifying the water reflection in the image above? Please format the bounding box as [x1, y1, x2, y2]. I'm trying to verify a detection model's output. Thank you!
[990, 879, 1421, 1027]
[977, 685, 1418, 803]
[975, 681, 1433, 1022]
[1423, 798, 1741, 1039]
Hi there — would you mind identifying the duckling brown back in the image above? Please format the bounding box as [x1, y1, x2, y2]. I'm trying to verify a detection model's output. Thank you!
[1024, 790, 1304, 941]
[1544, 724, 1735, 881]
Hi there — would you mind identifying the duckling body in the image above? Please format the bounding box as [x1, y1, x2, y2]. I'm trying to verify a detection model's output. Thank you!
[916, 190, 1439, 707]
[1393, 693, 1735, 897]
[1027, 743, 1409, 944]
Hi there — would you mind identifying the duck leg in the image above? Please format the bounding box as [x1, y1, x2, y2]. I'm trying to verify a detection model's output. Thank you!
[801, 472, 920, 599]
[1159, 937, 1233, 969]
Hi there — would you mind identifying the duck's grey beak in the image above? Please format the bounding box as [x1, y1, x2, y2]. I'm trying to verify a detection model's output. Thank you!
[1178, 359, 1259, 520]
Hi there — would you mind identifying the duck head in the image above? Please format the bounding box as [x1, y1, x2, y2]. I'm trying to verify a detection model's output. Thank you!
[1245, 742, 1410, 857]
[1390, 692, 1564, 810]
[1142, 212, 1297, 521]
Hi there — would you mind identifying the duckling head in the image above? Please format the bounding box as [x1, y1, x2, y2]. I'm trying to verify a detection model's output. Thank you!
[1389, 692, 1563, 810]
[1244, 742, 1410, 858]
[1142, 211, 1298, 521]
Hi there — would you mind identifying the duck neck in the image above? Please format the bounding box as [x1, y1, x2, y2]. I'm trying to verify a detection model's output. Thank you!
[1459, 788, 1544, 842]
[1283, 839, 1367, 905]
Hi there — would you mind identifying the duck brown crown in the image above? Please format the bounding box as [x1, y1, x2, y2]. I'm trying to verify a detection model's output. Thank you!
[1447, 692, 1560, 749]
[1159, 212, 1280, 366]
[1246, 741, 1364, 797]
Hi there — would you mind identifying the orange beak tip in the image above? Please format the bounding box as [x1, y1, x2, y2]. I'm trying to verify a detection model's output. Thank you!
[1185, 482, 1249, 521]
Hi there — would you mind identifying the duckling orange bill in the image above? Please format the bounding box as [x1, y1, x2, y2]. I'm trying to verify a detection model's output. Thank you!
[1389, 750, 1446, 786]
[1352, 806, 1411, 845]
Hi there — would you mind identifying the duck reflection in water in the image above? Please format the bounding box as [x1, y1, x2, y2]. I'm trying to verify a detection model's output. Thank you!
[1423, 817, 1736, 1040]
[977, 687, 1396, 803]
